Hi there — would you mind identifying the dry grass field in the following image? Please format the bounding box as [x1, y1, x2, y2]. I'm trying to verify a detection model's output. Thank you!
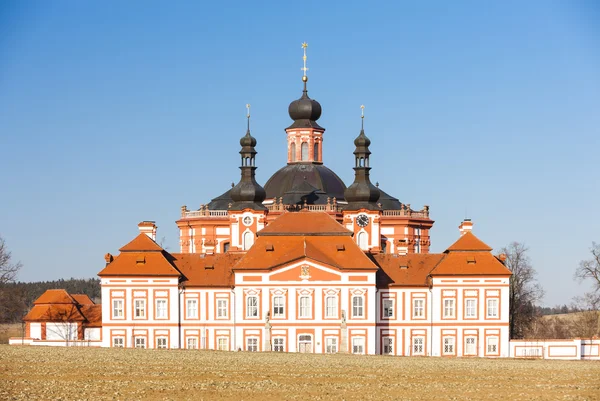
[1, 345, 599, 400]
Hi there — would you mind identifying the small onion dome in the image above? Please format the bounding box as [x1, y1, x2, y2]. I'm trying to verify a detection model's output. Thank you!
[354, 129, 371, 147]
[240, 131, 257, 147]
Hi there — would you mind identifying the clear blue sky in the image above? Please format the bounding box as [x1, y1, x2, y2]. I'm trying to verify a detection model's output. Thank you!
[1, 1, 598, 307]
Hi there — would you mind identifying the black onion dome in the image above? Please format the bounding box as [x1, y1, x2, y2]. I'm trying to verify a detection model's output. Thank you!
[377, 187, 402, 210]
[240, 131, 257, 147]
[344, 180, 380, 207]
[354, 129, 371, 147]
[207, 188, 234, 210]
[264, 164, 346, 204]
[287, 88, 324, 130]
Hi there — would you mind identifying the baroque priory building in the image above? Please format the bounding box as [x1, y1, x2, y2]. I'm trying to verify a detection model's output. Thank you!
[94, 45, 511, 356]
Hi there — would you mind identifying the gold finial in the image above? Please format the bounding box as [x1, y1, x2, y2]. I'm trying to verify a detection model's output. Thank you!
[246, 103, 251, 132]
[301, 42, 308, 82]
[360, 105, 365, 130]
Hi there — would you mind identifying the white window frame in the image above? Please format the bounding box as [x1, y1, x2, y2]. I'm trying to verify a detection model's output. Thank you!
[352, 295, 364, 318]
[443, 336, 455, 355]
[112, 299, 124, 319]
[325, 337, 337, 354]
[156, 337, 168, 349]
[352, 337, 365, 355]
[273, 296, 285, 318]
[325, 295, 337, 318]
[134, 299, 146, 319]
[464, 336, 477, 355]
[413, 298, 424, 319]
[382, 336, 394, 355]
[487, 336, 499, 355]
[186, 299, 198, 319]
[246, 337, 258, 352]
[465, 298, 477, 318]
[187, 337, 198, 349]
[298, 295, 311, 318]
[298, 334, 313, 353]
[156, 299, 168, 319]
[112, 337, 124, 348]
[487, 298, 498, 318]
[412, 336, 424, 355]
[443, 298, 455, 319]
[246, 296, 258, 318]
[217, 337, 229, 351]
[273, 337, 285, 352]
[134, 336, 146, 349]
[383, 299, 394, 318]
[217, 299, 228, 319]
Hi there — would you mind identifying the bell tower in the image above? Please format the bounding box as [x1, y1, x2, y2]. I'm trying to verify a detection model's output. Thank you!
[286, 42, 324, 164]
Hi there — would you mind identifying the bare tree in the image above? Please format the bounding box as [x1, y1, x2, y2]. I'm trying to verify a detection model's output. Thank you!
[572, 243, 600, 337]
[0, 235, 22, 284]
[575, 242, 600, 300]
[500, 242, 544, 339]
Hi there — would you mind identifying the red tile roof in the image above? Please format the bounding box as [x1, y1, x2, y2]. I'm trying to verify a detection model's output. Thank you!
[259, 211, 352, 236]
[234, 235, 377, 271]
[170, 253, 243, 287]
[26, 290, 102, 325]
[98, 252, 181, 277]
[80, 304, 102, 327]
[119, 233, 163, 252]
[24, 304, 86, 322]
[34, 289, 77, 305]
[430, 252, 511, 276]
[446, 232, 493, 252]
[374, 253, 445, 287]
[72, 294, 94, 305]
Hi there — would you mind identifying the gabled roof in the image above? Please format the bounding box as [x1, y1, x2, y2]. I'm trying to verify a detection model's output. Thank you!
[374, 253, 445, 287]
[445, 232, 493, 252]
[71, 294, 94, 305]
[24, 304, 86, 322]
[34, 289, 77, 305]
[259, 211, 352, 236]
[430, 252, 511, 276]
[119, 233, 163, 252]
[80, 304, 102, 327]
[98, 252, 181, 277]
[169, 253, 243, 287]
[234, 235, 377, 271]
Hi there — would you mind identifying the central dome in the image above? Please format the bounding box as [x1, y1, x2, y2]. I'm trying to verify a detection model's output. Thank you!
[264, 164, 346, 205]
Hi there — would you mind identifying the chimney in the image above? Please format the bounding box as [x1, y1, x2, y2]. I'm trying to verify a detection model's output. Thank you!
[138, 221, 157, 241]
[458, 219, 473, 236]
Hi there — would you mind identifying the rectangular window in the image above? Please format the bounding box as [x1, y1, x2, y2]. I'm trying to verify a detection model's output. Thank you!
[273, 337, 285, 352]
[487, 337, 499, 354]
[112, 337, 124, 348]
[443, 299, 455, 318]
[186, 299, 198, 319]
[325, 296, 337, 318]
[465, 299, 477, 318]
[352, 337, 365, 354]
[187, 337, 198, 349]
[383, 337, 393, 355]
[465, 336, 476, 355]
[134, 337, 146, 349]
[246, 337, 258, 352]
[246, 296, 258, 318]
[217, 337, 229, 351]
[443, 337, 455, 355]
[156, 299, 168, 319]
[325, 337, 337, 354]
[156, 337, 168, 349]
[112, 299, 124, 319]
[273, 296, 285, 318]
[412, 337, 424, 355]
[134, 299, 146, 319]
[383, 299, 394, 318]
[299, 296, 311, 318]
[413, 299, 424, 318]
[217, 299, 228, 319]
[352, 296, 364, 318]
[487, 299, 498, 318]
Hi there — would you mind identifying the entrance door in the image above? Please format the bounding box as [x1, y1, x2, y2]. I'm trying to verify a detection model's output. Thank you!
[298, 334, 313, 353]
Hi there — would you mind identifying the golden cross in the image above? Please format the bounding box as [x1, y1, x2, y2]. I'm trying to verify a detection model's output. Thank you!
[246, 103, 251, 118]
[361, 105, 365, 118]
[301, 42, 308, 77]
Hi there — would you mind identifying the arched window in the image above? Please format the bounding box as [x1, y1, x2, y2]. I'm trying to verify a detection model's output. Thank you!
[357, 231, 368, 250]
[301, 142, 309, 161]
[313, 142, 319, 161]
[242, 231, 254, 250]
[290, 143, 296, 162]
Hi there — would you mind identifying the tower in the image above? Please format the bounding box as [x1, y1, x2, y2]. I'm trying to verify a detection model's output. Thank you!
[343, 106, 382, 252]
[228, 105, 267, 251]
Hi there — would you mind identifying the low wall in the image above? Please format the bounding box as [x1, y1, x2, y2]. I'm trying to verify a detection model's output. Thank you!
[509, 338, 600, 360]
[8, 337, 102, 347]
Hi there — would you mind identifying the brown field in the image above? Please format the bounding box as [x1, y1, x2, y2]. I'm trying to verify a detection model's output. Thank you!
[1, 345, 599, 400]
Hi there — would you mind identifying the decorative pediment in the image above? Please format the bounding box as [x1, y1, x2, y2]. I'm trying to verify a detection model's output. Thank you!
[269, 261, 342, 282]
